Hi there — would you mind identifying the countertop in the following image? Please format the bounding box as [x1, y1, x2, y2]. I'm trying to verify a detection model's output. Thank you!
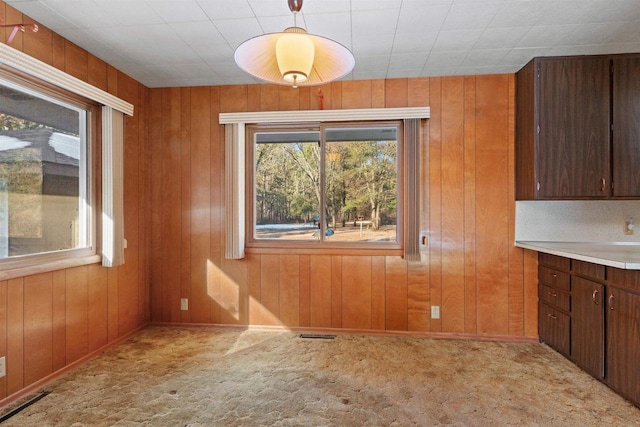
[515, 241, 640, 270]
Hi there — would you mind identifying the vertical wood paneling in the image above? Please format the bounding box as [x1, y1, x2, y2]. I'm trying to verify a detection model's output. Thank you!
[279, 86, 299, 110]
[440, 76, 465, 333]
[279, 255, 300, 326]
[87, 56, 108, 91]
[463, 75, 478, 334]
[408, 78, 430, 107]
[52, 33, 65, 71]
[475, 74, 511, 335]
[429, 77, 443, 332]
[190, 87, 212, 324]
[372, 80, 385, 108]
[87, 265, 108, 352]
[0, 280, 6, 399]
[180, 88, 192, 324]
[52, 271, 66, 371]
[23, 273, 53, 386]
[371, 256, 386, 330]
[107, 265, 119, 342]
[331, 256, 342, 328]
[385, 79, 408, 108]
[260, 85, 280, 111]
[4, 5, 23, 50]
[310, 255, 332, 328]
[23, 22, 53, 65]
[209, 87, 223, 325]
[64, 41, 88, 81]
[7, 278, 23, 395]
[342, 80, 372, 109]
[149, 88, 164, 322]
[408, 261, 430, 332]
[247, 253, 262, 325]
[342, 256, 372, 330]
[385, 256, 408, 331]
[66, 266, 88, 364]
[298, 255, 311, 327]
[330, 81, 342, 109]
[523, 249, 539, 337]
[260, 254, 281, 325]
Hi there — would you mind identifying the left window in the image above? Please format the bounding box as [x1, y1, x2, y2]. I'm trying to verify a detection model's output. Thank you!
[0, 75, 95, 263]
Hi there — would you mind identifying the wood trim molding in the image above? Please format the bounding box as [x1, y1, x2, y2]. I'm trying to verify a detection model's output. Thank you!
[225, 123, 245, 259]
[0, 42, 134, 116]
[102, 106, 125, 267]
[219, 107, 430, 124]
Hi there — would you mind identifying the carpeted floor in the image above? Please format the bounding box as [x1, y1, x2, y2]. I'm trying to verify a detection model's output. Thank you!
[2, 326, 640, 426]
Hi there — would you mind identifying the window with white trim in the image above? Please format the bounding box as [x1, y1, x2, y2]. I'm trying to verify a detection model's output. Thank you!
[0, 76, 95, 261]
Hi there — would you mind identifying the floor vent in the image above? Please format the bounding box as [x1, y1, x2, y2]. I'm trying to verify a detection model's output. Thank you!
[0, 391, 49, 423]
[299, 334, 337, 340]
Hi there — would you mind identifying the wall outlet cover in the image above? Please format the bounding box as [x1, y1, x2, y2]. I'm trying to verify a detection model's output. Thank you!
[0, 356, 5, 378]
[180, 298, 188, 311]
[431, 306, 440, 319]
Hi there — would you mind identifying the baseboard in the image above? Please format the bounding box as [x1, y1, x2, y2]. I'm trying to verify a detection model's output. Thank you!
[0, 324, 148, 410]
[149, 322, 539, 343]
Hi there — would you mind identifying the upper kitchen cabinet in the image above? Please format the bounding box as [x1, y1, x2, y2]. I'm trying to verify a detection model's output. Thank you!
[516, 56, 611, 200]
[612, 57, 640, 197]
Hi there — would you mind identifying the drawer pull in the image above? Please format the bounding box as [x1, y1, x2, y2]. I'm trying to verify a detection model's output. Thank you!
[548, 291, 557, 297]
[547, 313, 558, 320]
[609, 293, 614, 310]
[601, 178, 606, 192]
[552, 273, 558, 278]
[592, 289, 599, 304]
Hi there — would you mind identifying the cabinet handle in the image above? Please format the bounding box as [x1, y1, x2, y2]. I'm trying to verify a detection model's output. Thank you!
[552, 273, 557, 278]
[592, 289, 599, 304]
[548, 291, 557, 297]
[547, 313, 558, 320]
[608, 293, 614, 310]
[601, 178, 606, 192]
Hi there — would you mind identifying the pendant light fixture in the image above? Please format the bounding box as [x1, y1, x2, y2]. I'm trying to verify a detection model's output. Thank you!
[234, 0, 355, 88]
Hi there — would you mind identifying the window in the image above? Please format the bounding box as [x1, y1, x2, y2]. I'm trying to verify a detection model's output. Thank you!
[247, 121, 402, 248]
[0, 75, 95, 264]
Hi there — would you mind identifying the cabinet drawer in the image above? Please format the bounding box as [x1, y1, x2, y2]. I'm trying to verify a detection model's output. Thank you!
[573, 260, 605, 281]
[607, 267, 640, 292]
[539, 302, 570, 356]
[539, 266, 570, 291]
[539, 253, 571, 271]
[540, 284, 570, 312]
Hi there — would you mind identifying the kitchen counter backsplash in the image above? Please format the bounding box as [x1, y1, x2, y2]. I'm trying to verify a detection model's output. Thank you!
[515, 200, 640, 242]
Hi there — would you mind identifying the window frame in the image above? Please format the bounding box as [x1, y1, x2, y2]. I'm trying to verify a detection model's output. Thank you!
[245, 120, 404, 254]
[0, 68, 101, 279]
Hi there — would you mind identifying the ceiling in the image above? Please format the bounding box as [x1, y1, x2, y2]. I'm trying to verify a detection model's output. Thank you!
[6, 0, 640, 88]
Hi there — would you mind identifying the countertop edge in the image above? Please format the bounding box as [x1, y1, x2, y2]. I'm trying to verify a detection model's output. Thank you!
[514, 241, 640, 270]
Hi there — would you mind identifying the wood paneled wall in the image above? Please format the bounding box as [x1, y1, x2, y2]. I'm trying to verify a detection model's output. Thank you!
[149, 77, 539, 337]
[0, 2, 150, 403]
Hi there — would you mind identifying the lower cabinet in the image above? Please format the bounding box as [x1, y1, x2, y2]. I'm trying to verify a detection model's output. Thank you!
[606, 286, 640, 405]
[538, 254, 640, 408]
[571, 277, 604, 379]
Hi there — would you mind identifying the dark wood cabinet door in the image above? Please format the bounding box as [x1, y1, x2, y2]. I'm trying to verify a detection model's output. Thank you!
[538, 58, 611, 198]
[539, 302, 570, 356]
[612, 57, 640, 197]
[571, 277, 604, 379]
[606, 287, 640, 406]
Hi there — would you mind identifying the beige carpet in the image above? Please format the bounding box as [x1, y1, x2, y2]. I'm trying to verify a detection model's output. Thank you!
[2, 326, 639, 426]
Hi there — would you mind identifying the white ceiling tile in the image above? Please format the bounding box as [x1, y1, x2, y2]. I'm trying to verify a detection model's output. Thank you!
[298, 0, 350, 14]
[396, 4, 450, 33]
[474, 27, 529, 49]
[607, 21, 640, 44]
[353, 55, 390, 70]
[387, 69, 422, 78]
[257, 15, 296, 33]
[353, 70, 387, 80]
[586, 0, 640, 23]
[432, 30, 483, 51]
[5, 1, 75, 30]
[421, 67, 460, 77]
[197, 0, 254, 20]
[455, 64, 517, 76]
[536, 1, 603, 26]
[247, 0, 292, 17]
[303, 12, 351, 45]
[500, 47, 551, 66]
[351, 0, 401, 11]
[41, 0, 110, 28]
[461, 49, 508, 67]
[518, 25, 579, 48]
[147, 0, 210, 23]
[92, 0, 164, 26]
[214, 18, 263, 47]
[488, 1, 551, 28]
[388, 53, 428, 71]
[391, 32, 438, 54]
[425, 50, 469, 68]
[170, 21, 226, 48]
[441, 2, 502, 31]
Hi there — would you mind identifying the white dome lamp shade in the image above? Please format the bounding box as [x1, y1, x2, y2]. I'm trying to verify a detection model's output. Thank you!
[234, 0, 354, 88]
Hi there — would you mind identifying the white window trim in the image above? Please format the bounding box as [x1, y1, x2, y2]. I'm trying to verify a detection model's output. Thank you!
[0, 42, 133, 269]
[220, 107, 430, 260]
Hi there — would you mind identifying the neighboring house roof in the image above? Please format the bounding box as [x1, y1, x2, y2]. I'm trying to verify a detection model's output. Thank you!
[0, 129, 79, 167]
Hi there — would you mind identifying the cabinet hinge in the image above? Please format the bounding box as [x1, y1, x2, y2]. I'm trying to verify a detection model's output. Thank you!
[611, 123, 614, 131]
[537, 65, 540, 78]
[537, 125, 541, 134]
[537, 181, 541, 192]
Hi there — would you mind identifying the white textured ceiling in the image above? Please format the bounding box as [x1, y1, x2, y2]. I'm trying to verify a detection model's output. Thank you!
[6, 0, 640, 88]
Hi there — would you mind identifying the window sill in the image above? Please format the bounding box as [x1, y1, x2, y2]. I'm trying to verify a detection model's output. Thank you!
[0, 253, 102, 281]
[245, 246, 403, 257]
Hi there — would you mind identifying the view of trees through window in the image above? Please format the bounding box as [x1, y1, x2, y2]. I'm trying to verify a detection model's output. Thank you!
[0, 79, 87, 259]
[253, 125, 399, 243]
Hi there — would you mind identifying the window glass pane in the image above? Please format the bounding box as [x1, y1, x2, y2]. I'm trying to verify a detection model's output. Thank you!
[254, 131, 320, 240]
[0, 79, 88, 258]
[324, 127, 398, 242]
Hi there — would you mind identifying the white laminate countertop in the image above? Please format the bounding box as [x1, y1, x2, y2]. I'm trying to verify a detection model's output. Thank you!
[515, 241, 640, 270]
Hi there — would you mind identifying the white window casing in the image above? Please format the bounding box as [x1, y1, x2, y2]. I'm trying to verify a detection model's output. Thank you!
[220, 107, 429, 260]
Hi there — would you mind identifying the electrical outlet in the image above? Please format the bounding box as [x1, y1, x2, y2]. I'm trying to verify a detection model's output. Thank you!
[625, 217, 635, 235]
[0, 356, 6, 378]
[431, 306, 440, 319]
[180, 298, 189, 311]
